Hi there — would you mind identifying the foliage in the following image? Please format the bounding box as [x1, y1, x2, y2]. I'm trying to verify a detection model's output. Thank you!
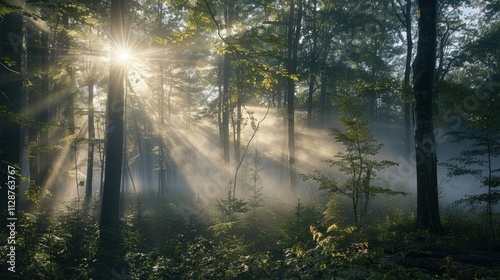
[246, 148, 265, 222]
[440, 85, 500, 246]
[216, 186, 250, 222]
[302, 97, 404, 227]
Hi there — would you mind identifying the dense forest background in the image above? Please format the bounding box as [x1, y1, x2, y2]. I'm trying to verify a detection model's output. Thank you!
[0, 0, 499, 279]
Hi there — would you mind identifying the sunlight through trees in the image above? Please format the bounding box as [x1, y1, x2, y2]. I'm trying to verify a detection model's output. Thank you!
[1, 0, 499, 278]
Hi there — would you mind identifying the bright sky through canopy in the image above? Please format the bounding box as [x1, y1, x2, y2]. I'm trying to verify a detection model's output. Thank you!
[116, 48, 130, 63]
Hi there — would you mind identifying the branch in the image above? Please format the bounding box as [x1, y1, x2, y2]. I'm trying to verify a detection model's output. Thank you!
[0, 61, 21, 75]
[232, 102, 271, 199]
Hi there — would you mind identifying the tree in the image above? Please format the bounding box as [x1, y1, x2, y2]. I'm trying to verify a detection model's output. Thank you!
[441, 94, 500, 247]
[287, 0, 302, 193]
[97, 0, 127, 276]
[100, 0, 126, 225]
[246, 148, 264, 221]
[302, 98, 402, 227]
[0, 10, 23, 227]
[85, 62, 96, 209]
[391, 0, 414, 155]
[440, 21, 500, 246]
[221, 0, 234, 168]
[412, 0, 442, 233]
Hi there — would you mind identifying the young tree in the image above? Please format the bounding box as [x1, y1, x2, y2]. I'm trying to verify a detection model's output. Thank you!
[246, 148, 264, 221]
[412, 0, 442, 233]
[302, 98, 401, 227]
[441, 95, 500, 246]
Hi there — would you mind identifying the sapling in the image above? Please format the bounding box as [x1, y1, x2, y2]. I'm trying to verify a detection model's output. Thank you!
[302, 97, 404, 227]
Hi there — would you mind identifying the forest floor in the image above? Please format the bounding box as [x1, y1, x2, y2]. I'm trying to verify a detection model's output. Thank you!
[380, 241, 500, 279]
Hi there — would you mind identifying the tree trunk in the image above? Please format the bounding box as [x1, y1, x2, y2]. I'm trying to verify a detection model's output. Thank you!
[319, 71, 328, 126]
[0, 12, 23, 226]
[39, 30, 50, 190]
[85, 74, 95, 208]
[413, 0, 442, 233]
[97, 1, 127, 276]
[234, 95, 242, 163]
[287, 0, 302, 193]
[403, 0, 412, 158]
[221, 0, 234, 167]
[27, 28, 41, 191]
[306, 0, 318, 126]
[26, 28, 46, 195]
[101, 0, 126, 225]
[158, 64, 166, 198]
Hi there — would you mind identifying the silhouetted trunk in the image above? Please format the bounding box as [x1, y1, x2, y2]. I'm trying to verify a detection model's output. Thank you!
[97, 0, 127, 277]
[158, 64, 166, 198]
[403, 0, 412, 157]
[144, 123, 153, 188]
[0, 12, 23, 227]
[306, 0, 318, 126]
[319, 71, 328, 126]
[221, 0, 234, 167]
[85, 75, 95, 208]
[27, 28, 41, 190]
[413, 0, 442, 233]
[27, 27, 47, 194]
[391, 0, 413, 155]
[39, 30, 50, 190]
[234, 95, 242, 163]
[287, 0, 302, 193]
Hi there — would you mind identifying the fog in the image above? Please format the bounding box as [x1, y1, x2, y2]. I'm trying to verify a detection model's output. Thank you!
[40, 104, 491, 219]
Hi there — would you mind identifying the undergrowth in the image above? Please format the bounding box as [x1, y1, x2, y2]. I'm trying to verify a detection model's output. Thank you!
[1, 193, 499, 279]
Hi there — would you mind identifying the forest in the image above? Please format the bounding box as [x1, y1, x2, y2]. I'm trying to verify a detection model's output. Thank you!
[0, 0, 499, 279]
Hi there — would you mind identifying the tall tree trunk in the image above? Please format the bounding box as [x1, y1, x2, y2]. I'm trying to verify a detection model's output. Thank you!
[391, 0, 413, 154]
[306, 0, 318, 126]
[0, 11, 23, 227]
[234, 95, 242, 163]
[27, 28, 43, 195]
[97, 0, 127, 276]
[28, 27, 50, 195]
[413, 0, 442, 233]
[221, 0, 234, 167]
[319, 71, 328, 126]
[39, 30, 50, 190]
[101, 0, 126, 227]
[85, 74, 95, 208]
[158, 64, 166, 198]
[404, 0, 413, 155]
[287, 0, 302, 193]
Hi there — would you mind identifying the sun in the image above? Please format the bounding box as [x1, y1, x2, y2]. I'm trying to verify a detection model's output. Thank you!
[116, 49, 130, 63]
[118, 51, 129, 61]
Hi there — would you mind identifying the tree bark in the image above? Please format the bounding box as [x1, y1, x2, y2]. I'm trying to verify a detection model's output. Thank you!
[221, 0, 234, 167]
[413, 0, 442, 233]
[100, 0, 126, 235]
[96, 0, 127, 277]
[306, 0, 318, 126]
[158, 64, 166, 198]
[0, 11, 23, 226]
[403, 1, 413, 156]
[287, 0, 302, 193]
[85, 74, 95, 208]
[391, 0, 413, 154]
[39, 30, 50, 190]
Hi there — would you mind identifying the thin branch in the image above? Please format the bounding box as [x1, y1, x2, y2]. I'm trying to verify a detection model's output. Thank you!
[0, 61, 21, 74]
[232, 101, 271, 199]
